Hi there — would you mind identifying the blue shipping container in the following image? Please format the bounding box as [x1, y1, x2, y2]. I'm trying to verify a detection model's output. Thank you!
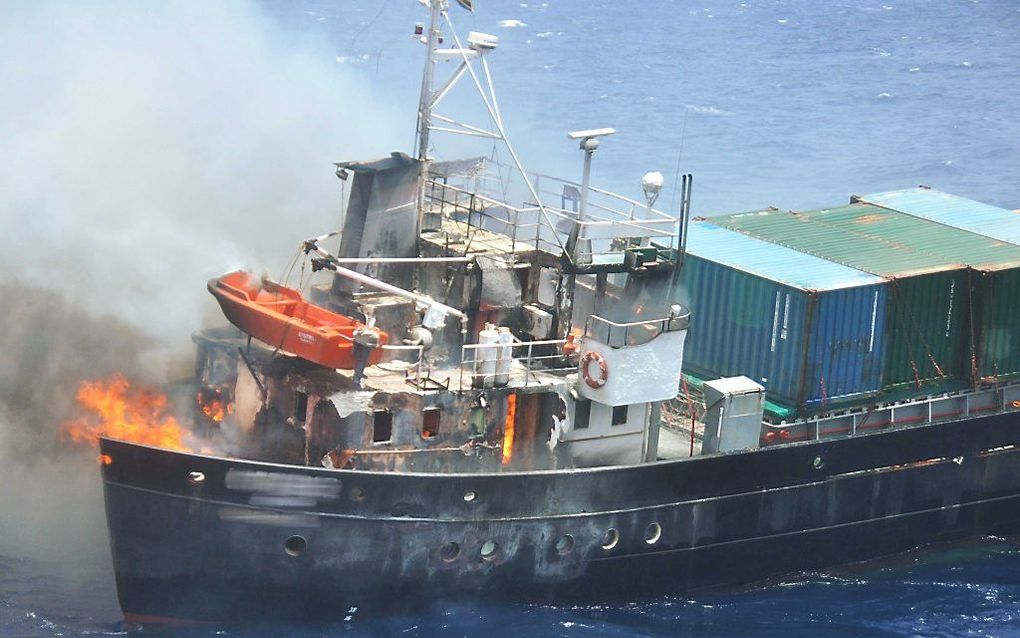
[680, 221, 888, 412]
[859, 188, 1020, 246]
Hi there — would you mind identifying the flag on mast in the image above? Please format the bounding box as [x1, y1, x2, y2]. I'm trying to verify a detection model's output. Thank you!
[456, 0, 474, 11]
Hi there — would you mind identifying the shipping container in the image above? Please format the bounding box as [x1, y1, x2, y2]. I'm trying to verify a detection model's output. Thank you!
[782, 203, 1020, 383]
[859, 187, 1020, 246]
[713, 206, 970, 392]
[680, 221, 888, 413]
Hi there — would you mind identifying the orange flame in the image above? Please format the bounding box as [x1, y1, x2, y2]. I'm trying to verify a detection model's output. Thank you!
[198, 392, 233, 423]
[501, 394, 516, 466]
[63, 374, 195, 452]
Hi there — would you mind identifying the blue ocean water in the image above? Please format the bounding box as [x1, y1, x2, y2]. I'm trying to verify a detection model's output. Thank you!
[3, 1, 1020, 636]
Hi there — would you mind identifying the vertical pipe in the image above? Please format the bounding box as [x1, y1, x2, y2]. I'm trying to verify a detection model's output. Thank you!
[577, 148, 594, 263]
[415, 1, 442, 163]
[414, 0, 443, 246]
[579, 148, 593, 224]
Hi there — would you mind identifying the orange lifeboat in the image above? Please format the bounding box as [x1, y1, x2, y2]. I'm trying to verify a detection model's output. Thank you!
[208, 270, 387, 370]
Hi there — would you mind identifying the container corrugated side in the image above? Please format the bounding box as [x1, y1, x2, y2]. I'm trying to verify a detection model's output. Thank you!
[680, 222, 887, 412]
[973, 268, 1020, 383]
[712, 208, 970, 392]
[783, 203, 1020, 383]
[860, 188, 1020, 246]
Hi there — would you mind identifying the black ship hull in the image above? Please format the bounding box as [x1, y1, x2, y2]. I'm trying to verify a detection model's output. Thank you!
[100, 409, 1020, 623]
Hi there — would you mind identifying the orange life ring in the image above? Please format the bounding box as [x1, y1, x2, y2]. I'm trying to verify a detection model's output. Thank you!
[580, 351, 608, 389]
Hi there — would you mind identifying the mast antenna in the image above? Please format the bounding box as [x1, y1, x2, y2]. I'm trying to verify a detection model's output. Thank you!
[409, 1, 569, 259]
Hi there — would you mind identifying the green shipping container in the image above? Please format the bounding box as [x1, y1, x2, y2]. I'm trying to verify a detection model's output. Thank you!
[788, 203, 1020, 384]
[713, 206, 971, 392]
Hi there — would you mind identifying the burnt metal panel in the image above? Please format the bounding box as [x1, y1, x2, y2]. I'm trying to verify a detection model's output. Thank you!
[333, 152, 420, 294]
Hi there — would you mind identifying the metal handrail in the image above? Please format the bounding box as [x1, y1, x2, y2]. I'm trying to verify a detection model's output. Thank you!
[425, 176, 681, 259]
[585, 312, 689, 347]
[460, 338, 569, 388]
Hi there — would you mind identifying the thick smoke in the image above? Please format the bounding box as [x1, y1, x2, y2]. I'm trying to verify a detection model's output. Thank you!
[0, 1, 407, 450]
[0, 3, 409, 623]
[0, 1, 404, 344]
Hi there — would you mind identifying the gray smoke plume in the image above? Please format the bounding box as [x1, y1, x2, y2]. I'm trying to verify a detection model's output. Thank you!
[0, 1, 405, 345]
[0, 1, 407, 448]
[0, 2, 409, 626]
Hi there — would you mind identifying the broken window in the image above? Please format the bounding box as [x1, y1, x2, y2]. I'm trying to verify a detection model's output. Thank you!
[372, 410, 392, 443]
[422, 408, 440, 439]
[294, 391, 309, 422]
[574, 400, 591, 429]
[611, 404, 628, 426]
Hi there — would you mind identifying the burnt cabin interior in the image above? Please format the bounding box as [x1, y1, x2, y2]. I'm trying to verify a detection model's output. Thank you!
[192, 153, 677, 473]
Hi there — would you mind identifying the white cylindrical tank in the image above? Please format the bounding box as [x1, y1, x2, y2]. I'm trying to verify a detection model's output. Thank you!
[475, 323, 499, 388]
[495, 327, 513, 386]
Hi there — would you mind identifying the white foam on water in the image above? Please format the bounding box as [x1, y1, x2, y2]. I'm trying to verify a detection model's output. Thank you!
[683, 103, 734, 116]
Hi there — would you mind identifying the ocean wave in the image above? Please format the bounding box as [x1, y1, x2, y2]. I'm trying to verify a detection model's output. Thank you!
[683, 103, 733, 116]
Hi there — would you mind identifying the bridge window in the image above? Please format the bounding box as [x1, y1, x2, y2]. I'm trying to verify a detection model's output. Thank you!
[611, 404, 628, 426]
[422, 408, 441, 439]
[372, 410, 392, 443]
[574, 400, 591, 429]
[294, 391, 308, 422]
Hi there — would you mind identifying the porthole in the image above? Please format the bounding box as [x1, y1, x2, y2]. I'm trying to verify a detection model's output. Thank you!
[439, 541, 460, 562]
[601, 528, 620, 550]
[284, 535, 307, 557]
[554, 534, 575, 555]
[644, 522, 662, 545]
[349, 486, 366, 502]
[463, 491, 477, 503]
[813, 455, 825, 470]
[187, 471, 205, 485]
[480, 539, 499, 561]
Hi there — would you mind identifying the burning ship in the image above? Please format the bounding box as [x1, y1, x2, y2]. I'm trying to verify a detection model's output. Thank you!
[96, 1, 1020, 625]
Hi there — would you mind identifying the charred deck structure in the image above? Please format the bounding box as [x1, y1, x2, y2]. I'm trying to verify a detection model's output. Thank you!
[99, 0, 1020, 625]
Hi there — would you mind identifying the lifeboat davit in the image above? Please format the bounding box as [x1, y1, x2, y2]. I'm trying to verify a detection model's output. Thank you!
[208, 270, 387, 370]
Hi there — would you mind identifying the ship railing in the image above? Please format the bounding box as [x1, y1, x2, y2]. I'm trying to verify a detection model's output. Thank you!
[458, 338, 572, 390]
[444, 159, 679, 227]
[585, 312, 690, 348]
[378, 343, 455, 391]
[525, 169, 683, 263]
[425, 177, 680, 261]
[766, 380, 1020, 445]
[426, 178, 570, 255]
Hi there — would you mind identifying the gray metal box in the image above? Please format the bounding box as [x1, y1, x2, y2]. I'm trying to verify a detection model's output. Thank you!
[701, 376, 766, 454]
